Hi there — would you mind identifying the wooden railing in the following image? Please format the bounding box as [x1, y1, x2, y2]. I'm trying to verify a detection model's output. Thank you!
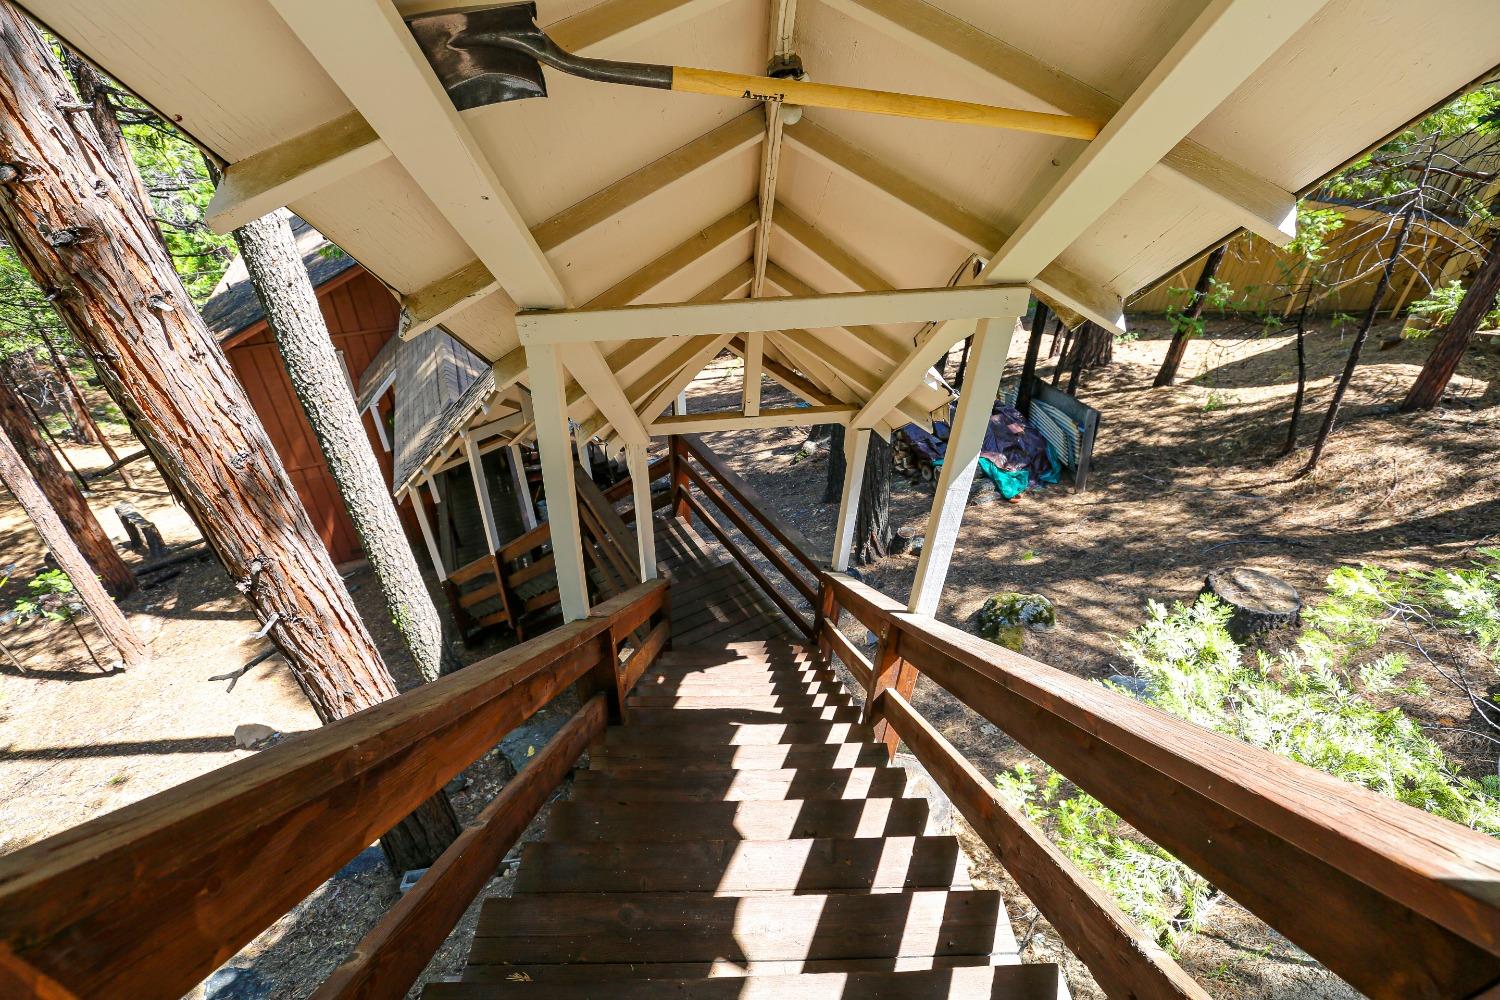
[0, 579, 671, 1000]
[814, 570, 1500, 1000]
[444, 455, 670, 642]
[668, 434, 823, 638]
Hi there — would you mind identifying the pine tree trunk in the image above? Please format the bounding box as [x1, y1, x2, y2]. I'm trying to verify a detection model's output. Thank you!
[822, 424, 845, 505]
[1300, 202, 1418, 476]
[1400, 226, 1500, 412]
[0, 369, 133, 596]
[233, 210, 460, 680]
[1070, 322, 1114, 371]
[0, 421, 142, 667]
[41, 329, 134, 486]
[1154, 244, 1226, 388]
[852, 432, 893, 564]
[1280, 297, 1310, 457]
[0, 6, 456, 868]
[38, 330, 96, 444]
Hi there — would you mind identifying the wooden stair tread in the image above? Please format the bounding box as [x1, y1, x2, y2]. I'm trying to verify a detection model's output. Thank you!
[514, 836, 970, 894]
[546, 798, 936, 842]
[626, 692, 854, 709]
[627, 680, 848, 700]
[426, 965, 1060, 997]
[588, 741, 892, 771]
[627, 706, 863, 725]
[569, 766, 910, 802]
[466, 889, 1019, 967]
[602, 721, 875, 746]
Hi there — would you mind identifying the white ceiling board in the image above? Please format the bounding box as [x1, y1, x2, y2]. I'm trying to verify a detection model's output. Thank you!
[768, 234, 923, 344]
[1055, 171, 1240, 296]
[795, 1, 1072, 232]
[1190, 0, 1500, 192]
[439, 289, 523, 363]
[641, 234, 756, 305]
[466, 6, 762, 225]
[939, 0, 1198, 101]
[776, 147, 970, 290]
[290, 157, 475, 295]
[548, 144, 760, 302]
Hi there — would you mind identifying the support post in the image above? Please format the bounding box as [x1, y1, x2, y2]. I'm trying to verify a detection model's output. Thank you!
[814, 579, 837, 667]
[575, 424, 594, 480]
[829, 426, 871, 571]
[908, 315, 1019, 618]
[526, 343, 590, 622]
[675, 390, 688, 415]
[464, 434, 501, 554]
[507, 443, 538, 531]
[864, 626, 906, 756]
[742, 331, 763, 416]
[408, 486, 446, 578]
[625, 443, 657, 581]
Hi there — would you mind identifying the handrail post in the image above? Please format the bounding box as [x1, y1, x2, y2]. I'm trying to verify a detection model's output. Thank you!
[864, 625, 907, 757]
[669, 436, 691, 522]
[577, 626, 627, 724]
[814, 578, 836, 666]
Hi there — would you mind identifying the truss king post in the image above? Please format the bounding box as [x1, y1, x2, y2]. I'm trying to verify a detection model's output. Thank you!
[908, 314, 1020, 618]
[526, 342, 590, 621]
[625, 442, 657, 581]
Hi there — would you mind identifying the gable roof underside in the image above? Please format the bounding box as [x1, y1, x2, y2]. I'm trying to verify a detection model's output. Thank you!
[23, 0, 1500, 495]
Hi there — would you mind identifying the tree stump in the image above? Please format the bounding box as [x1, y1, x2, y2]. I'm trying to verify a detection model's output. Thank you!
[114, 502, 166, 560]
[1204, 567, 1301, 641]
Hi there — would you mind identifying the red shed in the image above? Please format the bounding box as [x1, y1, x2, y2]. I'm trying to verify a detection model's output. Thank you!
[202, 219, 397, 564]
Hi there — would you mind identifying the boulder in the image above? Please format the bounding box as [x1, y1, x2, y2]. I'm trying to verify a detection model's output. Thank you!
[975, 592, 1056, 652]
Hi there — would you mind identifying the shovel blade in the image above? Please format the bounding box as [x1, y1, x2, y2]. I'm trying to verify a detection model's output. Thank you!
[408, 3, 547, 110]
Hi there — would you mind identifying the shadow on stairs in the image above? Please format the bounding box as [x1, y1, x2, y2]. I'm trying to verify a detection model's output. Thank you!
[424, 630, 1062, 998]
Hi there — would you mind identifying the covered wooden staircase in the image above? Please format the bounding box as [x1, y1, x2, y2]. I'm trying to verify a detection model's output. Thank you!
[2, 437, 1498, 1000]
[433, 626, 1055, 996]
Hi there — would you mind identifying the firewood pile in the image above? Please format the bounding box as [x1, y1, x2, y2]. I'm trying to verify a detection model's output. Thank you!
[891, 429, 935, 483]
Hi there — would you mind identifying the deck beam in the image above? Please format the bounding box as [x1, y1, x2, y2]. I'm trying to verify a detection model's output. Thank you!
[517, 283, 1029, 345]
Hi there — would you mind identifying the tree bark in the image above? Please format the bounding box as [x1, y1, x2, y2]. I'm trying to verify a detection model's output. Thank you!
[1300, 201, 1419, 476]
[1016, 299, 1050, 417]
[1154, 244, 1226, 388]
[1400, 226, 1500, 412]
[822, 426, 893, 564]
[0, 6, 456, 868]
[1070, 321, 1114, 372]
[0, 421, 142, 667]
[0, 368, 133, 596]
[233, 210, 460, 680]
[1280, 296, 1311, 457]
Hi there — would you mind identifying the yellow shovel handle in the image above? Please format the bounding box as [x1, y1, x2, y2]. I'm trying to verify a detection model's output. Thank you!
[671, 66, 1100, 140]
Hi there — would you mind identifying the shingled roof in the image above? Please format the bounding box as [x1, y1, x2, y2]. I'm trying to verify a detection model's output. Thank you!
[200, 216, 360, 344]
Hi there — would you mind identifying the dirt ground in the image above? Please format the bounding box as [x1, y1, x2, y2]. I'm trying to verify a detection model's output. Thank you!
[0, 316, 1495, 999]
[688, 314, 1500, 999]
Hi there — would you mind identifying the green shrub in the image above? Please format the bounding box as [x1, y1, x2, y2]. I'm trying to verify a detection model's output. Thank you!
[997, 557, 1500, 947]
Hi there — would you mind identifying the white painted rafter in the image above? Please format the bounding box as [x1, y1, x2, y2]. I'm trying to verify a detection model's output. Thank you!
[821, 0, 1299, 246]
[210, 0, 738, 233]
[268, 0, 566, 308]
[783, 119, 1124, 332]
[982, 0, 1327, 287]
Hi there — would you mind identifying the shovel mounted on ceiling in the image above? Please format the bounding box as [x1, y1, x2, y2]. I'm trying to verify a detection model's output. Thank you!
[406, 3, 1101, 140]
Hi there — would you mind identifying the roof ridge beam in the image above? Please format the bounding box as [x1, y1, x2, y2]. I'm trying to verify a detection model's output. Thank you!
[982, 0, 1326, 287]
[209, 0, 738, 234]
[783, 119, 1124, 332]
[822, 0, 1297, 245]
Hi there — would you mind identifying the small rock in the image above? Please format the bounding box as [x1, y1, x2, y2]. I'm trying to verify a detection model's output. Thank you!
[205, 966, 272, 1000]
[500, 713, 568, 771]
[975, 592, 1056, 652]
[908, 535, 924, 556]
[233, 723, 279, 751]
[1106, 674, 1151, 701]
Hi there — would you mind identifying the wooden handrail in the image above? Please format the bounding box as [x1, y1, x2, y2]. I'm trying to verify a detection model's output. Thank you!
[676, 435, 824, 575]
[314, 695, 609, 1000]
[680, 490, 814, 638]
[819, 571, 1500, 999]
[880, 689, 1207, 1000]
[0, 578, 669, 1000]
[681, 459, 817, 605]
